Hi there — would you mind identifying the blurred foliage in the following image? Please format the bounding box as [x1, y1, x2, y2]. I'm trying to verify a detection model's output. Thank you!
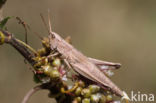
[0, 0, 6, 4]
[0, 0, 156, 103]
[0, 16, 11, 29]
[0, 0, 6, 8]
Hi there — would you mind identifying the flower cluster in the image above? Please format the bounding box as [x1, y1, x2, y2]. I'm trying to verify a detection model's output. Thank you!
[30, 37, 121, 103]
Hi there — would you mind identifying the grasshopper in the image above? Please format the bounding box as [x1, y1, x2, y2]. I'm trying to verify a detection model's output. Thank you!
[43, 15, 129, 101]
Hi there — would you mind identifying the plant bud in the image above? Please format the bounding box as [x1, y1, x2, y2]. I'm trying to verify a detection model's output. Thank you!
[82, 98, 90, 103]
[49, 69, 60, 79]
[53, 58, 61, 67]
[81, 88, 91, 98]
[90, 94, 100, 103]
[75, 87, 82, 96]
[43, 65, 52, 75]
[89, 85, 100, 94]
[37, 48, 46, 56]
[106, 95, 113, 102]
[78, 80, 85, 88]
[74, 97, 81, 103]
[99, 95, 106, 103]
[42, 37, 50, 48]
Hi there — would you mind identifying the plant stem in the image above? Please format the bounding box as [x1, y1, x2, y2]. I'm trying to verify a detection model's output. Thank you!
[21, 85, 42, 103]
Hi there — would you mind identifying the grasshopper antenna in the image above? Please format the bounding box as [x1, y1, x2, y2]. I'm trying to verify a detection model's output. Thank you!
[40, 12, 55, 38]
[40, 13, 50, 34]
[47, 10, 55, 39]
[47, 10, 52, 33]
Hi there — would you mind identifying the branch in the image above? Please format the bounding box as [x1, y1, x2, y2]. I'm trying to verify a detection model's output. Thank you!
[21, 85, 42, 103]
[0, 29, 125, 103]
[0, 30, 36, 65]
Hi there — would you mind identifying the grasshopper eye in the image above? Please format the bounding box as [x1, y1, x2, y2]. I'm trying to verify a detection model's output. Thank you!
[50, 32, 55, 39]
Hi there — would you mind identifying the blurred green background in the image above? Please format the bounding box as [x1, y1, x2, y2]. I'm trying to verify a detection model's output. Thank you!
[0, 0, 156, 103]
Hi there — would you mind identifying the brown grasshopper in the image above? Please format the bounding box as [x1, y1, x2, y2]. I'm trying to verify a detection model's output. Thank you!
[44, 15, 129, 101]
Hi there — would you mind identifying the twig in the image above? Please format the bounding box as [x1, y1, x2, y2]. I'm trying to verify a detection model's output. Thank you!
[0, 30, 37, 65]
[21, 85, 42, 103]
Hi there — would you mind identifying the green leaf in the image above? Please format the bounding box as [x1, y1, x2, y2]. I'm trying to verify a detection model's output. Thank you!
[0, 16, 12, 29]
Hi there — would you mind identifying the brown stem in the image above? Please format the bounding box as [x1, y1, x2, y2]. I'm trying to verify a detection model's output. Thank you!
[21, 85, 42, 103]
[1, 30, 37, 65]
